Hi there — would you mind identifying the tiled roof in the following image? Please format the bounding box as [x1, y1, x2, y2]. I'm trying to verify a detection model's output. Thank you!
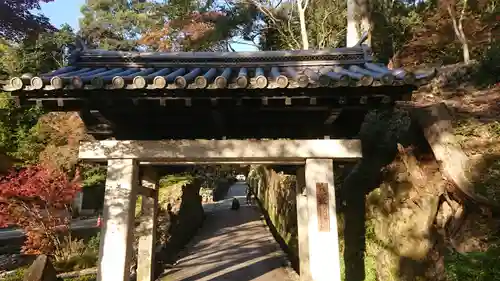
[2, 46, 435, 92]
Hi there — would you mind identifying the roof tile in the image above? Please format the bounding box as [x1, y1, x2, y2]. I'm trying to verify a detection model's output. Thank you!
[2, 48, 436, 92]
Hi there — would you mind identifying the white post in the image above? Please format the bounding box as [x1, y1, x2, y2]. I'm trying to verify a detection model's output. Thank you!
[296, 167, 312, 281]
[305, 159, 341, 281]
[98, 159, 138, 281]
[72, 191, 84, 215]
[137, 167, 159, 281]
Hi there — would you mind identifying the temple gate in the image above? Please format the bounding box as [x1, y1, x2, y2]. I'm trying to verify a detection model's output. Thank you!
[2, 35, 433, 281]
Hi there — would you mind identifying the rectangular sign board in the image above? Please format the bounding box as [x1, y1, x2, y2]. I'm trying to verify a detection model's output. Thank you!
[316, 182, 330, 232]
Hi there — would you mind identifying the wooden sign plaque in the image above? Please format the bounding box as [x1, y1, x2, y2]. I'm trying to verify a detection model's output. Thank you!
[316, 182, 330, 232]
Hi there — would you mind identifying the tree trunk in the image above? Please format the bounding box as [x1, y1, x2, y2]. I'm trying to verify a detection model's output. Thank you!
[361, 16, 372, 47]
[297, 0, 309, 50]
[447, 0, 470, 64]
[347, 0, 372, 47]
[347, 0, 359, 47]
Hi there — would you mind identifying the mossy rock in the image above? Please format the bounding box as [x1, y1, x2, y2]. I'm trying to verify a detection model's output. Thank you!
[454, 119, 500, 204]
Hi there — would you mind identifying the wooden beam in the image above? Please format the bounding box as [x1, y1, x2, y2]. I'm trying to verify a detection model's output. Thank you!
[139, 161, 305, 165]
[324, 109, 342, 125]
[79, 139, 362, 162]
[137, 186, 158, 198]
[211, 110, 226, 138]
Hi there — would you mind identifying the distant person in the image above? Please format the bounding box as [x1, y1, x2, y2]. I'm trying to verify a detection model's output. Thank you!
[246, 185, 252, 205]
[231, 197, 240, 210]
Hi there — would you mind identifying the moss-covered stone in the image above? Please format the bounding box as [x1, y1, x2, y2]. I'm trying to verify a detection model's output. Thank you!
[131, 174, 204, 273]
[247, 165, 298, 260]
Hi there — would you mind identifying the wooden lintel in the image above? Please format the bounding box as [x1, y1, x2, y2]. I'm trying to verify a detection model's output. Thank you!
[324, 109, 342, 125]
[79, 139, 362, 162]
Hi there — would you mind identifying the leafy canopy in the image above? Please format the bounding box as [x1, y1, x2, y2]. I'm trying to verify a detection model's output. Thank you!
[0, 0, 57, 41]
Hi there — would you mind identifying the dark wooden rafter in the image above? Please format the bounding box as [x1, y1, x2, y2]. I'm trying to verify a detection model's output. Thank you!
[324, 109, 342, 125]
[79, 108, 115, 137]
[19, 94, 402, 112]
[211, 110, 227, 138]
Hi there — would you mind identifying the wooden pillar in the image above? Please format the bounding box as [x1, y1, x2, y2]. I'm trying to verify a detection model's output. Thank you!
[137, 167, 159, 281]
[98, 159, 138, 281]
[296, 167, 312, 281]
[305, 159, 341, 281]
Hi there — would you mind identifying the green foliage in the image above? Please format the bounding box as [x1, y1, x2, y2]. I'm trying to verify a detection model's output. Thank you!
[0, 26, 76, 166]
[79, 0, 258, 52]
[0, 93, 44, 164]
[86, 234, 101, 253]
[159, 174, 194, 187]
[81, 164, 107, 188]
[3, 267, 27, 281]
[79, 0, 158, 50]
[53, 235, 100, 272]
[445, 247, 500, 281]
[135, 194, 143, 218]
[63, 275, 97, 281]
[54, 252, 98, 272]
[371, 1, 425, 63]
[0, 0, 56, 40]
[474, 44, 500, 86]
[336, 215, 378, 281]
[0, 25, 76, 76]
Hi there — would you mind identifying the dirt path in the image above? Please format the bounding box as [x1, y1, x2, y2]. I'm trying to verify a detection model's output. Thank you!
[160, 182, 298, 281]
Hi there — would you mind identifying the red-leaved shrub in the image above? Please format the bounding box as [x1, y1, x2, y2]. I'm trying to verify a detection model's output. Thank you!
[0, 164, 81, 254]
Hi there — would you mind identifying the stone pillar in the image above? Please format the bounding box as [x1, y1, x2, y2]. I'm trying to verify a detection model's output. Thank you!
[296, 167, 312, 281]
[98, 159, 138, 281]
[72, 191, 84, 215]
[305, 159, 341, 281]
[137, 167, 159, 281]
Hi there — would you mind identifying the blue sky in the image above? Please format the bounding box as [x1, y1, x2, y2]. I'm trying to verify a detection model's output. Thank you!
[39, 0, 256, 51]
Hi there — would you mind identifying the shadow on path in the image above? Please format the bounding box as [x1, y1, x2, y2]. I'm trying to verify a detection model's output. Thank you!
[159, 182, 297, 281]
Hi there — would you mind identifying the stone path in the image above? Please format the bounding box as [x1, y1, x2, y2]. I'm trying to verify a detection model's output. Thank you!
[160, 182, 298, 281]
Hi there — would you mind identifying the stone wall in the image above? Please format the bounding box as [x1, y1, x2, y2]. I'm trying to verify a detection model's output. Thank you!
[155, 178, 204, 262]
[132, 176, 205, 277]
[247, 165, 299, 268]
[212, 177, 235, 201]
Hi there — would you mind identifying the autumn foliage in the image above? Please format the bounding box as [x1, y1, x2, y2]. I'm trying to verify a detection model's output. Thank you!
[0, 164, 81, 254]
[139, 11, 230, 51]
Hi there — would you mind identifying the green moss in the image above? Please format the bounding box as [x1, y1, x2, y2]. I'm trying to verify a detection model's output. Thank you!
[336, 214, 379, 281]
[445, 247, 500, 281]
[454, 119, 500, 138]
[158, 174, 194, 204]
[135, 174, 195, 217]
[159, 174, 194, 187]
[474, 159, 500, 201]
[135, 195, 143, 217]
[54, 252, 98, 272]
[63, 274, 97, 281]
[453, 119, 500, 202]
